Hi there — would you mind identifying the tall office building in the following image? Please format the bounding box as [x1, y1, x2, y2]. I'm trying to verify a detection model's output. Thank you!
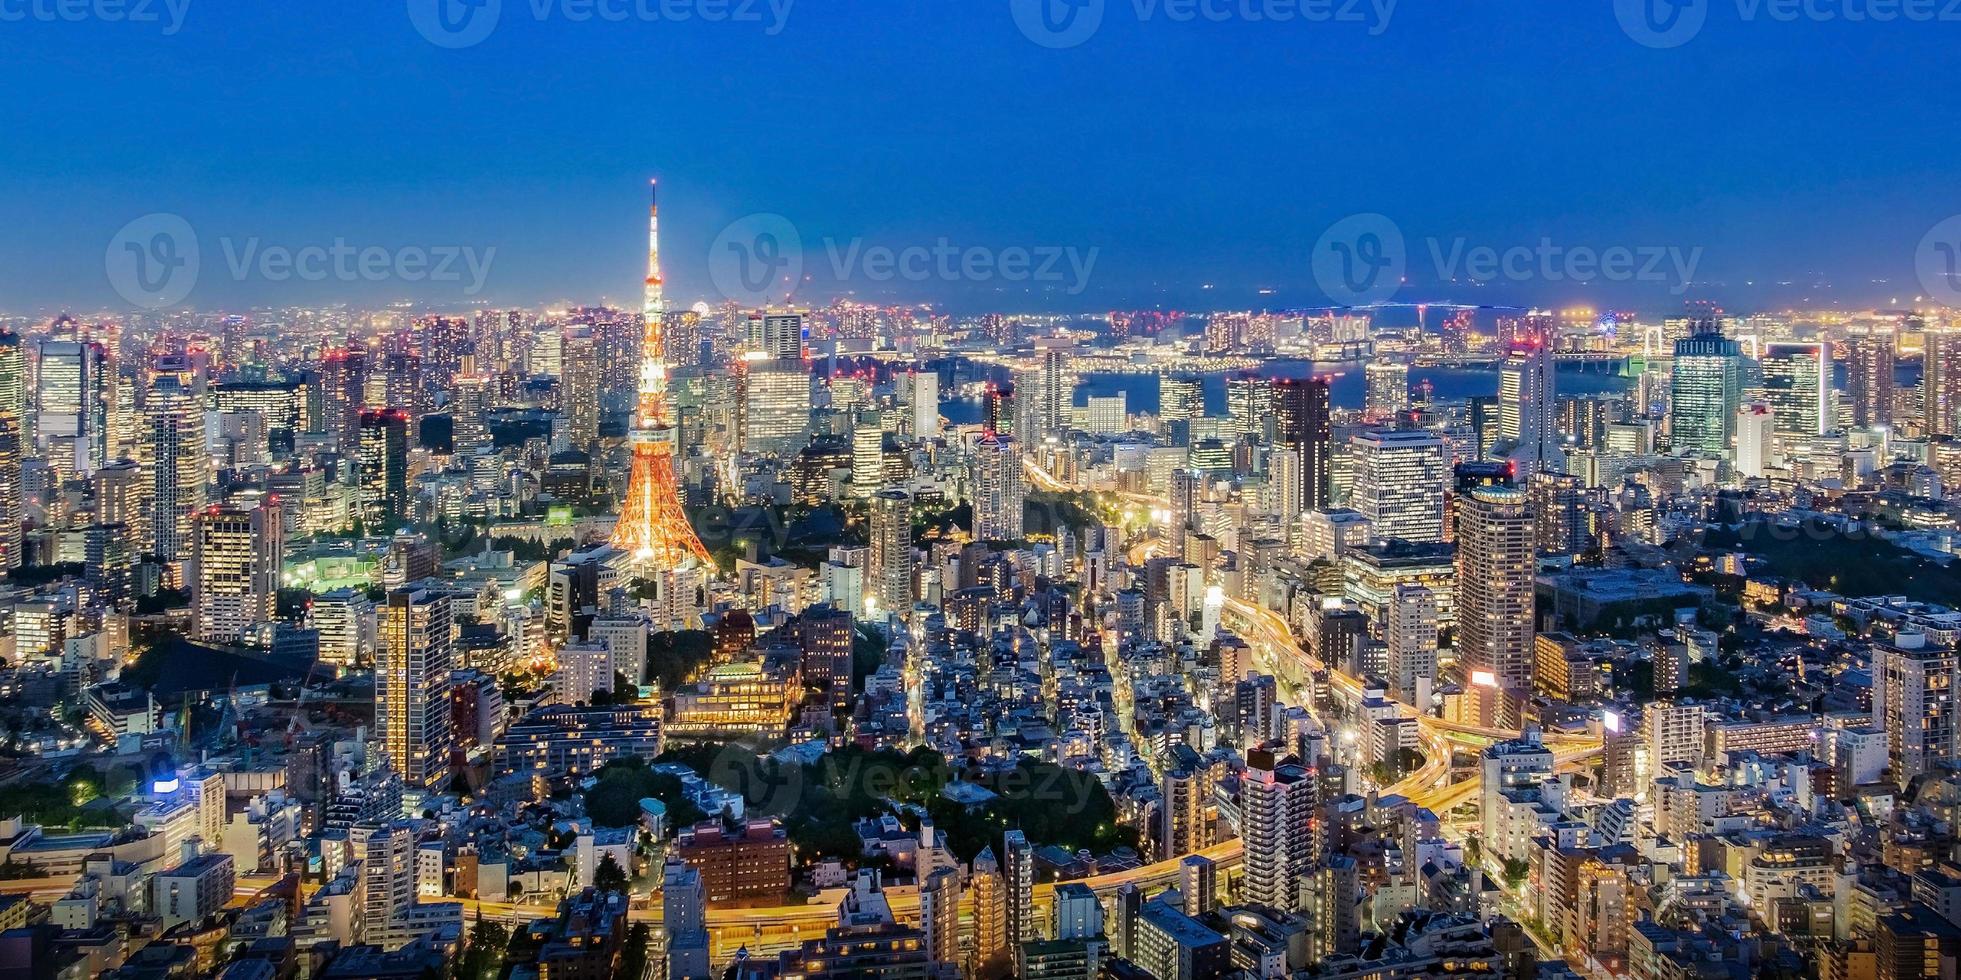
[377, 588, 454, 789]
[148, 358, 207, 562]
[1240, 750, 1317, 912]
[974, 432, 1025, 542]
[358, 409, 410, 530]
[748, 312, 804, 361]
[559, 326, 600, 450]
[851, 411, 885, 493]
[868, 488, 912, 617]
[1670, 323, 1745, 454]
[1497, 340, 1557, 472]
[36, 339, 109, 480]
[1873, 633, 1958, 788]
[1161, 374, 1204, 429]
[192, 497, 284, 644]
[741, 359, 812, 456]
[984, 382, 1016, 437]
[1387, 584, 1439, 708]
[1760, 342, 1830, 438]
[1926, 328, 1961, 438]
[1456, 486, 1535, 725]
[1349, 430, 1445, 543]
[1273, 378, 1332, 512]
[1845, 321, 1897, 429]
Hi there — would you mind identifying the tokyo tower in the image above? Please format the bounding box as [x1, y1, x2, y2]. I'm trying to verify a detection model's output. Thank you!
[612, 181, 713, 569]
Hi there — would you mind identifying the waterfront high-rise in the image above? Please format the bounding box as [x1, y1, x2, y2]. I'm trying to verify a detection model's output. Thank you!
[1272, 378, 1332, 512]
[1364, 361, 1410, 421]
[1670, 322, 1745, 454]
[377, 588, 454, 789]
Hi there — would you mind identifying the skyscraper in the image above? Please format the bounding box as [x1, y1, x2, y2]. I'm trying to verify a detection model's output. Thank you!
[192, 497, 283, 644]
[919, 866, 961, 968]
[1670, 322, 1744, 454]
[377, 588, 454, 789]
[910, 368, 940, 441]
[0, 329, 21, 575]
[1845, 321, 1897, 429]
[1760, 342, 1830, 439]
[1926, 327, 1961, 438]
[1349, 430, 1445, 543]
[559, 326, 600, 451]
[1387, 584, 1439, 708]
[358, 409, 410, 530]
[1272, 378, 1332, 512]
[868, 488, 911, 618]
[148, 357, 207, 563]
[1026, 343, 1072, 443]
[748, 312, 804, 361]
[974, 432, 1025, 542]
[1497, 339, 1557, 474]
[1364, 361, 1410, 421]
[740, 359, 813, 456]
[1456, 486, 1535, 727]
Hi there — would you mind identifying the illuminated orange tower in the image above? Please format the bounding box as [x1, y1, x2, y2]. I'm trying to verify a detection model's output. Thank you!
[613, 181, 712, 568]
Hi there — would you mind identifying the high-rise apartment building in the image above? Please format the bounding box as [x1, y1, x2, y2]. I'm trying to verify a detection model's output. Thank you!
[1498, 340, 1557, 473]
[1760, 342, 1830, 438]
[868, 488, 912, 617]
[975, 432, 1025, 542]
[1845, 321, 1897, 429]
[148, 358, 207, 563]
[1456, 486, 1535, 726]
[1240, 750, 1317, 912]
[559, 326, 600, 450]
[377, 588, 454, 788]
[1388, 584, 1439, 708]
[1874, 633, 1958, 788]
